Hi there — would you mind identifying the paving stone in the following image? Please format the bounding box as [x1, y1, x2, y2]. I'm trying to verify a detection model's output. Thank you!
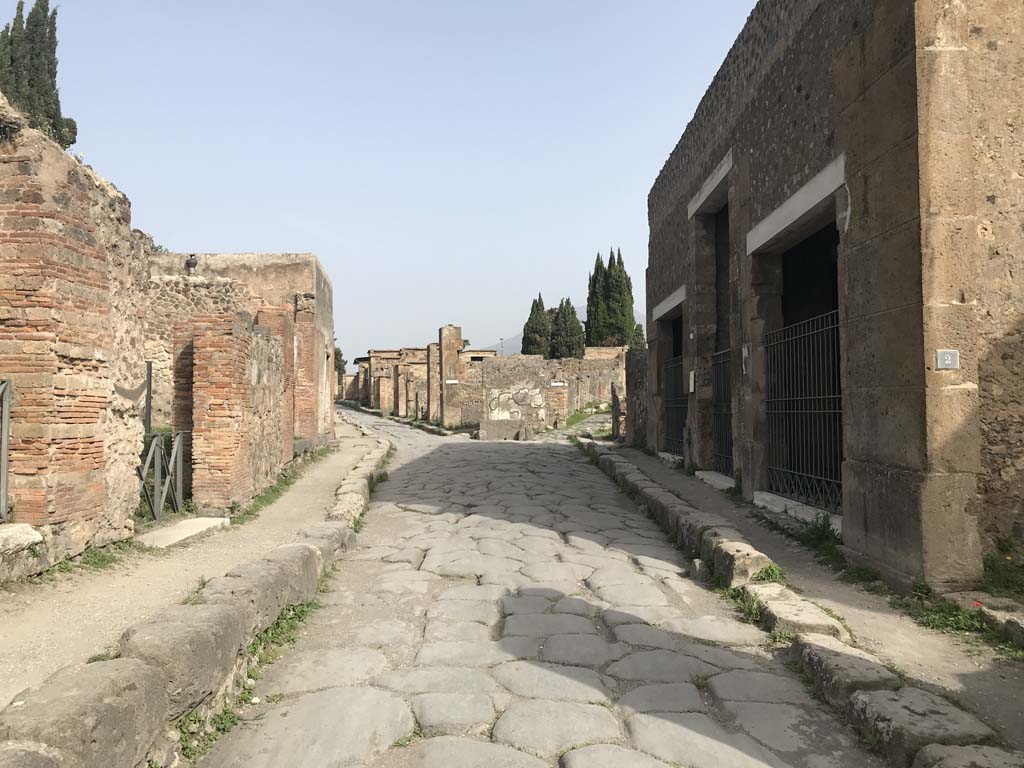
[680, 642, 765, 670]
[339, 619, 414, 648]
[492, 660, 610, 703]
[383, 548, 425, 568]
[553, 596, 605, 616]
[849, 688, 997, 767]
[202, 687, 413, 768]
[706, 670, 813, 705]
[411, 693, 494, 734]
[521, 562, 593, 582]
[503, 613, 597, 637]
[438, 584, 511, 601]
[501, 596, 552, 615]
[560, 744, 670, 768]
[415, 639, 539, 666]
[617, 682, 704, 714]
[588, 567, 653, 590]
[424, 619, 491, 642]
[794, 633, 901, 707]
[427, 600, 501, 625]
[626, 712, 786, 768]
[492, 699, 621, 758]
[375, 666, 500, 694]
[541, 634, 631, 666]
[602, 606, 682, 627]
[912, 745, 1024, 768]
[597, 584, 669, 606]
[257, 647, 389, 696]
[606, 650, 718, 682]
[373, 735, 550, 768]
[662, 615, 767, 645]
[613, 624, 679, 650]
[519, 581, 585, 598]
[723, 701, 862, 757]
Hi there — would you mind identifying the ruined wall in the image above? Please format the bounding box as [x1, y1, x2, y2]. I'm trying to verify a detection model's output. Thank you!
[184, 314, 286, 511]
[152, 252, 335, 443]
[941, 0, 1024, 546]
[478, 354, 625, 432]
[247, 328, 284, 496]
[426, 343, 440, 422]
[339, 374, 360, 402]
[0, 95, 147, 571]
[143, 275, 250, 426]
[625, 347, 649, 448]
[256, 307, 295, 467]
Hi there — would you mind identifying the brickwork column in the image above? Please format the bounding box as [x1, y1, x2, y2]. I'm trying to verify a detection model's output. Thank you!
[190, 314, 253, 510]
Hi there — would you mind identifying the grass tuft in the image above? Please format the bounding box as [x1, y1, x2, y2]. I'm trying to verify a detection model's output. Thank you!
[753, 563, 786, 584]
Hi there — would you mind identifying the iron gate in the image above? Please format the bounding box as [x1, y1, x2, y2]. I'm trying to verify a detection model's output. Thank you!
[137, 431, 186, 521]
[662, 357, 688, 456]
[0, 381, 9, 521]
[765, 310, 843, 512]
[711, 350, 734, 476]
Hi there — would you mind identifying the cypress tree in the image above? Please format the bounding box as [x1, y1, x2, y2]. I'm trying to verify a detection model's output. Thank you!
[0, 25, 12, 99]
[521, 293, 551, 357]
[585, 253, 608, 346]
[0, 1, 75, 148]
[9, 2, 25, 106]
[23, 0, 47, 122]
[616, 249, 636, 344]
[629, 322, 646, 350]
[550, 299, 585, 360]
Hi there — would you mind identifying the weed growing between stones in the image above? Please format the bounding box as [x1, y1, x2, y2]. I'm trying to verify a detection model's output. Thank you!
[177, 706, 240, 762]
[753, 563, 786, 583]
[181, 576, 208, 605]
[26, 540, 141, 584]
[247, 600, 321, 667]
[86, 648, 117, 664]
[889, 581, 1024, 661]
[981, 537, 1024, 599]
[723, 587, 764, 625]
[352, 511, 368, 533]
[391, 725, 423, 749]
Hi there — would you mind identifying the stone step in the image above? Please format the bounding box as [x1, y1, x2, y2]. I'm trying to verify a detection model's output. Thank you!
[135, 517, 230, 549]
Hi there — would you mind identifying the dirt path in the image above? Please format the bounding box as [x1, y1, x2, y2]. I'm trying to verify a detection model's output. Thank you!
[615, 447, 1024, 750]
[0, 417, 375, 707]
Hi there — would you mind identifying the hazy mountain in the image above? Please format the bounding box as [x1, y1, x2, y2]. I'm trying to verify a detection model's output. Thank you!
[483, 305, 644, 356]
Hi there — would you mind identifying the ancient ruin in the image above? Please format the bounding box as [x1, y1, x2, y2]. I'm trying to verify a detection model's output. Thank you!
[639, 0, 1022, 589]
[0, 94, 336, 580]
[349, 325, 626, 439]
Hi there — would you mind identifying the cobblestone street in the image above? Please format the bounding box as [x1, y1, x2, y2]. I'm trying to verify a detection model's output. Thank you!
[204, 413, 883, 768]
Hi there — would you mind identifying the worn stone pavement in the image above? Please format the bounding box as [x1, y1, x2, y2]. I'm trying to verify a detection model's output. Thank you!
[204, 412, 884, 768]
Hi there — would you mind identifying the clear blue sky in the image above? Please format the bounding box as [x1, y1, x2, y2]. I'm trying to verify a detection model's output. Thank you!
[57, 1, 754, 364]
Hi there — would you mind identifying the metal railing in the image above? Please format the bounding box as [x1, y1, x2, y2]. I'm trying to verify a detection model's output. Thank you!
[711, 350, 734, 477]
[0, 381, 9, 522]
[662, 356, 688, 456]
[137, 431, 186, 521]
[765, 310, 843, 513]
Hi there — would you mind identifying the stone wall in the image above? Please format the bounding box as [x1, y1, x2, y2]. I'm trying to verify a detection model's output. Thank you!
[625, 347, 649, 449]
[477, 351, 626, 433]
[177, 314, 286, 511]
[644, 0, 1023, 584]
[143, 274, 251, 426]
[151, 252, 335, 446]
[339, 374, 359, 402]
[0, 94, 147, 573]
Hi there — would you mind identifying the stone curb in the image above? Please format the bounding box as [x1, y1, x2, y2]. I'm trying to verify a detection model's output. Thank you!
[0, 426, 394, 768]
[574, 439, 1023, 768]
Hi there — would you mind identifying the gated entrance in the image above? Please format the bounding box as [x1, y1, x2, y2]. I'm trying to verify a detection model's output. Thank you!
[764, 224, 843, 512]
[711, 350, 733, 476]
[663, 356, 688, 455]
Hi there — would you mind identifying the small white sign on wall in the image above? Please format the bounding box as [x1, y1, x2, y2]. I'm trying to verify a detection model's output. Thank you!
[936, 350, 960, 370]
[445, 379, 460, 385]
[689, 371, 696, 392]
[550, 381, 567, 388]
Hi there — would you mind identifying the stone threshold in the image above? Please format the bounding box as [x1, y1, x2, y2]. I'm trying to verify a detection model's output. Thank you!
[575, 438, 1022, 768]
[135, 517, 230, 549]
[752, 491, 843, 537]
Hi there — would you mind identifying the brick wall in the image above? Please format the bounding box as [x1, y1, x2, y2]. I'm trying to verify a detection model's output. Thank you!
[0, 95, 147, 566]
[189, 315, 253, 510]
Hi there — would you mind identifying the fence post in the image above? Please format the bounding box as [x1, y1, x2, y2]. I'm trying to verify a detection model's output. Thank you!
[174, 433, 183, 510]
[0, 382, 9, 522]
[153, 435, 162, 521]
